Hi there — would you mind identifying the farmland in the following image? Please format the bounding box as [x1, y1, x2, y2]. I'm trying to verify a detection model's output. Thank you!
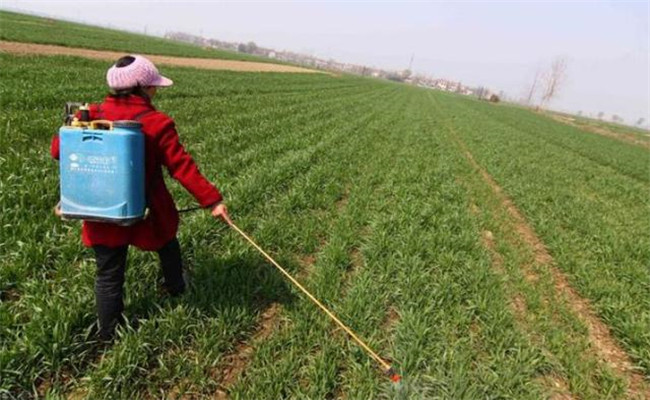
[0, 10, 269, 62]
[1, 12, 650, 400]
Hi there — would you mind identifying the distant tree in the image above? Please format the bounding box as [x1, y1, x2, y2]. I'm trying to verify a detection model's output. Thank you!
[611, 114, 623, 123]
[597, 111, 604, 120]
[237, 41, 258, 54]
[386, 73, 404, 82]
[541, 57, 568, 107]
[476, 86, 487, 100]
[636, 117, 645, 126]
[526, 68, 542, 105]
[489, 94, 500, 103]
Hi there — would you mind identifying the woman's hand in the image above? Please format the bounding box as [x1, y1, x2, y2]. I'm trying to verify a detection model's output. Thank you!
[53, 202, 62, 217]
[211, 203, 231, 225]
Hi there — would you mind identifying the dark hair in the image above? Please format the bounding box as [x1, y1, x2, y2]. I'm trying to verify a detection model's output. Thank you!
[115, 55, 135, 68]
[108, 56, 149, 99]
[109, 86, 149, 99]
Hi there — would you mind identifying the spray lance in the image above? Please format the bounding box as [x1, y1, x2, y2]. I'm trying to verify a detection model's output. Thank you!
[218, 213, 402, 384]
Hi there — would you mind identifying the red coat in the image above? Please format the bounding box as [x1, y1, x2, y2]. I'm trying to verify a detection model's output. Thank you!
[51, 94, 222, 251]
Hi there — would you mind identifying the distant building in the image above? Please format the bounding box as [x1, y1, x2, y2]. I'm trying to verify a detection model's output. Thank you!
[164, 30, 506, 99]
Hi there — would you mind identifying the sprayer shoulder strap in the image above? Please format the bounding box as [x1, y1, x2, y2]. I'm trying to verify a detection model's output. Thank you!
[94, 104, 104, 119]
[94, 105, 155, 122]
[132, 109, 159, 211]
[133, 109, 156, 122]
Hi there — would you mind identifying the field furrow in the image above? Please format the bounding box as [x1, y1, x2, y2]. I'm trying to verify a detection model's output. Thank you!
[427, 92, 650, 379]
[456, 135, 648, 398]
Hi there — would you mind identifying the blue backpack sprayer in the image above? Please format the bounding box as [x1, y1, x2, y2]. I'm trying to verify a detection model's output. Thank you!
[57, 102, 401, 384]
[58, 103, 146, 224]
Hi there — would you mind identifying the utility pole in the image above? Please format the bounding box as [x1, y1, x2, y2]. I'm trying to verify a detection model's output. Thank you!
[408, 53, 414, 71]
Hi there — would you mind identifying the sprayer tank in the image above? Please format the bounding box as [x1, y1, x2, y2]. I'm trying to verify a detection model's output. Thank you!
[58, 120, 145, 225]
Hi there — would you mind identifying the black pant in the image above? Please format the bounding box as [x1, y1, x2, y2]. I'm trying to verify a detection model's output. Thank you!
[93, 237, 185, 340]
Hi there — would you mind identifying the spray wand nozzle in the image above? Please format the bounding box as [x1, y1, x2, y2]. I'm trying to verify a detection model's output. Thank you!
[385, 366, 402, 384]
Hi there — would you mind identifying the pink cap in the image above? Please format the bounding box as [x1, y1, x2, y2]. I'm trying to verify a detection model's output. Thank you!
[106, 55, 173, 90]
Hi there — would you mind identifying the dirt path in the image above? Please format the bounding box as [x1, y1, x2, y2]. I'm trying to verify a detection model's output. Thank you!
[0, 40, 321, 74]
[459, 141, 649, 398]
[548, 113, 650, 149]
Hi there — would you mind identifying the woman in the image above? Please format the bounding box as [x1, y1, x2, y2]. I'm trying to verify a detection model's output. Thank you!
[51, 54, 230, 340]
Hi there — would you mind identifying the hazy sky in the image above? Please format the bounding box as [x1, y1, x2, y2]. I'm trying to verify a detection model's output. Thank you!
[3, 1, 649, 124]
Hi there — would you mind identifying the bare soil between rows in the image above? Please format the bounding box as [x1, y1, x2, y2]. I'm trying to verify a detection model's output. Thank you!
[548, 113, 650, 149]
[0, 40, 321, 74]
[460, 143, 649, 398]
[213, 303, 282, 400]
[479, 219, 574, 399]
